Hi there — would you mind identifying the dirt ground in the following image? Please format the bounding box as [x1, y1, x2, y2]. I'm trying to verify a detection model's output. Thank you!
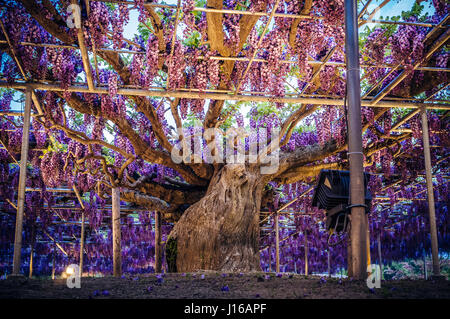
[0, 272, 449, 299]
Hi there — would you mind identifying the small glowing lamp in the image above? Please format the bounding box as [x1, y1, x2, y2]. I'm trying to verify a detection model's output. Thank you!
[66, 265, 75, 275]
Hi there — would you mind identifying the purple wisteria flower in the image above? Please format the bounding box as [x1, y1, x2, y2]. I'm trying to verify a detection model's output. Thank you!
[156, 274, 164, 284]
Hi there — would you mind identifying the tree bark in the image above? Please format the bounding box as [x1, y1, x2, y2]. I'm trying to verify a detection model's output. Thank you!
[167, 164, 264, 272]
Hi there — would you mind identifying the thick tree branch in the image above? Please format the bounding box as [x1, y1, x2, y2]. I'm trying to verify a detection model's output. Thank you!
[122, 174, 205, 206]
[120, 190, 171, 212]
[275, 139, 339, 180]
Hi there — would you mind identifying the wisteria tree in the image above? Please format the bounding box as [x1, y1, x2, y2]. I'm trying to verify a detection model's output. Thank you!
[0, 0, 448, 273]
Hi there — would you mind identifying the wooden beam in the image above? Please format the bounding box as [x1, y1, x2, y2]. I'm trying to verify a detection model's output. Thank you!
[420, 108, 440, 277]
[73, 0, 95, 91]
[2, 81, 448, 110]
[301, 47, 337, 94]
[11, 88, 32, 276]
[43, 230, 68, 256]
[72, 185, 86, 275]
[2, 40, 449, 73]
[371, 26, 450, 105]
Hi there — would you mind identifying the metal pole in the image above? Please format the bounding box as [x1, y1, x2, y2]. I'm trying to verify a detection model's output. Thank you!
[155, 211, 162, 273]
[275, 212, 280, 273]
[420, 108, 440, 277]
[112, 188, 122, 277]
[345, 0, 367, 280]
[11, 88, 32, 276]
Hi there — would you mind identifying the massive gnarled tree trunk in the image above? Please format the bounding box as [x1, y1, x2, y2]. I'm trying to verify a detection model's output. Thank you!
[167, 164, 265, 272]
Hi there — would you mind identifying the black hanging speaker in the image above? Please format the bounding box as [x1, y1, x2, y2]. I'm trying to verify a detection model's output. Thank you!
[312, 169, 372, 232]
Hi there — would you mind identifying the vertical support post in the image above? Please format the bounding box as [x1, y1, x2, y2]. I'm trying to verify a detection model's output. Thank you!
[79, 212, 85, 276]
[420, 108, 440, 277]
[73, 185, 86, 276]
[377, 233, 383, 280]
[112, 188, 122, 277]
[28, 224, 35, 278]
[12, 87, 32, 276]
[51, 242, 56, 280]
[304, 231, 308, 277]
[328, 250, 331, 278]
[345, 0, 367, 280]
[275, 212, 280, 273]
[155, 211, 162, 273]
